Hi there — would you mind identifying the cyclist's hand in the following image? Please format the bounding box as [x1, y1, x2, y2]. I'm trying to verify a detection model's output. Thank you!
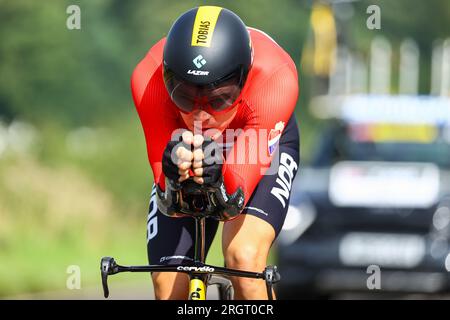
[162, 131, 194, 183]
[192, 134, 204, 184]
[177, 131, 197, 182]
[193, 137, 223, 185]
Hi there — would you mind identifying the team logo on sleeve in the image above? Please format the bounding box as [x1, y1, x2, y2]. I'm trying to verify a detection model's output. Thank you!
[268, 121, 285, 155]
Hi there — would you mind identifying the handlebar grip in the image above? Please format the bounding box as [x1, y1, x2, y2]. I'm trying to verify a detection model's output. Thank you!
[100, 257, 119, 298]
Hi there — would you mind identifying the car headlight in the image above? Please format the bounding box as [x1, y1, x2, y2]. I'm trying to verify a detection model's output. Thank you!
[278, 201, 317, 246]
[433, 205, 450, 231]
[445, 253, 450, 272]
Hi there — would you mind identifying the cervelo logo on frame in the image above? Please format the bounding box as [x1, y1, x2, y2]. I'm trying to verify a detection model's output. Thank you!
[177, 266, 215, 272]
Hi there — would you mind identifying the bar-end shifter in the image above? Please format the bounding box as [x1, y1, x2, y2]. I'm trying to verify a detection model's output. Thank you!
[100, 257, 119, 298]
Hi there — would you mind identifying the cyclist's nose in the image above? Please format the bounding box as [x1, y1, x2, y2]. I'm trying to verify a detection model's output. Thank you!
[192, 109, 212, 122]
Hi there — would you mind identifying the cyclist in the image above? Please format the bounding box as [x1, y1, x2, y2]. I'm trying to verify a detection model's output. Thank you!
[131, 6, 299, 300]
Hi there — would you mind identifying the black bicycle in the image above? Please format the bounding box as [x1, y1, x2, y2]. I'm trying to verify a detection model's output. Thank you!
[100, 179, 280, 300]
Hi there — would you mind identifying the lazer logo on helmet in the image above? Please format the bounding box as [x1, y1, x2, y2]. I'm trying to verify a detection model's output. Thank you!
[193, 55, 207, 68]
[177, 266, 215, 272]
[188, 55, 209, 75]
[187, 70, 209, 76]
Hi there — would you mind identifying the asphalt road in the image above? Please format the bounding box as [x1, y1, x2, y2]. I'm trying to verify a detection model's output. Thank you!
[4, 282, 449, 300]
[4, 281, 224, 300]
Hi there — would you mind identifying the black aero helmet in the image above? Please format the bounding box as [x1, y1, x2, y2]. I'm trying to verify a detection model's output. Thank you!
[163, 6, 252, 113]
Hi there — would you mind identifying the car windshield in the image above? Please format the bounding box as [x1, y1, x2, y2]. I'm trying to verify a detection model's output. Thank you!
[344, 142, 450, 167]
[312, 124, 450, 168]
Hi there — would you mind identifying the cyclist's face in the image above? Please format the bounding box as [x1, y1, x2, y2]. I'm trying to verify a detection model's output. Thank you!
[164, 67, 245, 114]
[180, 104, 239, 140]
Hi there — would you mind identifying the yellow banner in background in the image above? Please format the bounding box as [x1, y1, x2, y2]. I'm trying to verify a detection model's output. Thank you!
[302, 4, 337, 77]
[369, 124, 438, 143]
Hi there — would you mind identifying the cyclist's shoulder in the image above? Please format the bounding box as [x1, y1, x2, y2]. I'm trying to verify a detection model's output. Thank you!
[246, 27, 297, 87]
[131, 37, 166, 107]
[248, 27, 280, 48]
[248, 27, 295, 65]
[242, 29, 297, 109]
[236, 28, 298, 121]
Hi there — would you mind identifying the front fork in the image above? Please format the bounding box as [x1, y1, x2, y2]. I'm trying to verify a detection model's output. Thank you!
[189, 276, 207, 300]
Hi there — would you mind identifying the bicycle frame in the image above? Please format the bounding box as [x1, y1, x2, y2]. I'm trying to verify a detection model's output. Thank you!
[101, 216, 280, 300]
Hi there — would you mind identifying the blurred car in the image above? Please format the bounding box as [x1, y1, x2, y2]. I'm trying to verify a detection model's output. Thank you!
[276, 95, 450, 299]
